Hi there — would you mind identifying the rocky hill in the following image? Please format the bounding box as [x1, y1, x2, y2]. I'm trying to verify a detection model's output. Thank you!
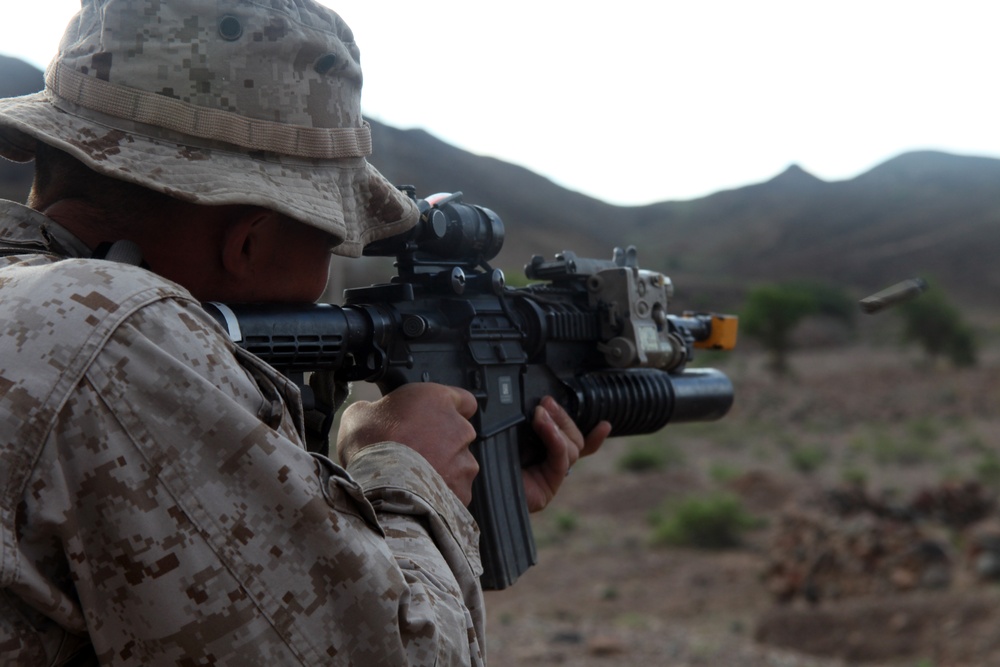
[368, 121, 1000, 311]
[2, 56, 997, 310]
[622, 152, 1000, 309]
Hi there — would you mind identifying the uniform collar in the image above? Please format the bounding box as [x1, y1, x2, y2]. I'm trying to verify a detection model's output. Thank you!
[0, 199, 92, 258]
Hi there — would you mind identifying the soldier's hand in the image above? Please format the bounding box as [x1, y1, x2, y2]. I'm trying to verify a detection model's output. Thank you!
[336, 383, 480, 505]
[522, 397, 611, 513]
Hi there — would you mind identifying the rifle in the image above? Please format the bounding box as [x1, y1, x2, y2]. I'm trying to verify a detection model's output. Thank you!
[204, 191, 737, 590]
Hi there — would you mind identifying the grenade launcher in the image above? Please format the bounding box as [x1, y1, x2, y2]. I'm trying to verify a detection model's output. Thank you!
[205, 192, 738, 590]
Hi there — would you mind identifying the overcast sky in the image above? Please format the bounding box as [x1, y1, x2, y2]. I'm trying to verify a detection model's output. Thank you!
[3, 1, 998, 205]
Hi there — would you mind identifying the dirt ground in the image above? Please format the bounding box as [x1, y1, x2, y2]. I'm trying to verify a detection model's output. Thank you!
[482, 339, 1000, 667]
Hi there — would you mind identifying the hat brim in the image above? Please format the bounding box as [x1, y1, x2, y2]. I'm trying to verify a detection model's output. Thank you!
[0, 91, 418, 257]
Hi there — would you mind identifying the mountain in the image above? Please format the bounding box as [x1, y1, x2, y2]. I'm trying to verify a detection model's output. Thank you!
[1, 56, 996, 310]
[367, 121, 620, 264]
[0, 56, 42, 201]
[369, 120, 999, 310]
[616, 151, 1000, 309]
[0, 55, 43, 98]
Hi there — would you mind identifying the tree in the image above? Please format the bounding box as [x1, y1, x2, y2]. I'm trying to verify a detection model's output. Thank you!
[741, 282, 855, 375]
[897, 283, 977, 367]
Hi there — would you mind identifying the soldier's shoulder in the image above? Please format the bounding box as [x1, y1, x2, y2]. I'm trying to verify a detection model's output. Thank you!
[4, 256, 195, 309]
[0, 257, 206, 366]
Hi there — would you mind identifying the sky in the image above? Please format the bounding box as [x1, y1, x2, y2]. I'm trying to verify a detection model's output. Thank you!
[2, 1, 999, 205]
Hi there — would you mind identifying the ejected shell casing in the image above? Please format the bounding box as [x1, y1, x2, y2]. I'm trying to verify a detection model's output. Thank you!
[859, 278, 928, 314]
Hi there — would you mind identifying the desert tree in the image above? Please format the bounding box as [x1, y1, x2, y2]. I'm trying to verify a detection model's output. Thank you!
[741, 281, 855, 375]
[897, 282, 977, 367]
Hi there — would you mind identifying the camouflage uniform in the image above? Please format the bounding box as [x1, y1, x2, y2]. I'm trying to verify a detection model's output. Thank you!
[0, 201, 486, 665]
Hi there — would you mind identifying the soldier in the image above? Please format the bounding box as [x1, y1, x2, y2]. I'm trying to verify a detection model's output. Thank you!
[0, 1, 610, 664]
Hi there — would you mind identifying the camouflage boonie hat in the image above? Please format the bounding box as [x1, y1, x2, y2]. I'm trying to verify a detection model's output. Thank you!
[0, 0, 418, 257]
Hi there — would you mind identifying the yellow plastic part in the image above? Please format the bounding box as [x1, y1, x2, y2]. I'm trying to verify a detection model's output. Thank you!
[693, 314, 738, 350]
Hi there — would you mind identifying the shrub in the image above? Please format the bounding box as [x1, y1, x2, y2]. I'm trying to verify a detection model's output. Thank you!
[554, 510, 579, 534]
[649, 492, 759, 549]
[709, 462, 741, 484]
[840, 465, 869, 488]
[741, 284, 818, 375]
[897, 281, 977, 367]
[741, 281, 855, 375]
[975, 452, 1000, 488]
[617, 440, 684, 473]
[788, 444, 829, 474]
[853, 425, 941, 467]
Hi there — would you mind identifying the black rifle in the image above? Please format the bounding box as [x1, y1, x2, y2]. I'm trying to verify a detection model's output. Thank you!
[205, 192, 737, 590]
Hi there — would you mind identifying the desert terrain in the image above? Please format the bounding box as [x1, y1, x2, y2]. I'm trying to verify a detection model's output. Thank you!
[482, 320, 1000, 667]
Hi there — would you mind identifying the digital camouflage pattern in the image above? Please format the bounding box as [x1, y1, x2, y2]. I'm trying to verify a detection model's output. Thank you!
[0, 201, 486, 666]
[0, 0, 419, 257]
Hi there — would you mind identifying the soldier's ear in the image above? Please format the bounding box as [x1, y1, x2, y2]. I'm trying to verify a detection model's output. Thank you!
[220, 209, 273, 279]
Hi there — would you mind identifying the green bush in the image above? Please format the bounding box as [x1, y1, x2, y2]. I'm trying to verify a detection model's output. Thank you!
[649, 492, 759, 549]
[897, 281, 977, 367]
[741, 281, 855, 375]
[741, 284, 818, 375]
[974, 452, 1000, 488]
[840, 465, 869, 488]
[852, 424, 941, 467]
[552, 510, 579, 534]
[617, 440, 685, 473]
[788, 444, 829, 474]
[907, 417, 941, 443]
[709, 462, 741, 484]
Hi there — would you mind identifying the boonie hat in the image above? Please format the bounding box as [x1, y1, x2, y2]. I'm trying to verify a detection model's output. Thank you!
[0, 0, 418, 257]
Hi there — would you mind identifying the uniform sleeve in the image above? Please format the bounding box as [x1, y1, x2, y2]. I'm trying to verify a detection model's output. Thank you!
[16, 296, 486, 666]
[346, 444, 487, 657]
